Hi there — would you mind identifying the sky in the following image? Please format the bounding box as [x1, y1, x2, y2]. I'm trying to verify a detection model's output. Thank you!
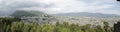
[0, 0, 120, 15]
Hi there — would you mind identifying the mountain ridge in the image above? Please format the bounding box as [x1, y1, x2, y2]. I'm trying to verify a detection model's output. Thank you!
[52, 12, 120, 17]
[10, 10, 49, 17]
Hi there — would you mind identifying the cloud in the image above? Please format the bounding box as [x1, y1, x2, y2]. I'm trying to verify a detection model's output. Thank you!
[0, 0, 54, 11]
[0, 0, 120, 15]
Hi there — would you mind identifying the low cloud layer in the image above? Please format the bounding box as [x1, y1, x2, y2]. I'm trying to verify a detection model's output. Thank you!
[0, 0, 120, 15]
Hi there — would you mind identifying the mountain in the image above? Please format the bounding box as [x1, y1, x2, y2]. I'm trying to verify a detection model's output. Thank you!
[52, 12, 120, 17]
[10, 10, 50, 17]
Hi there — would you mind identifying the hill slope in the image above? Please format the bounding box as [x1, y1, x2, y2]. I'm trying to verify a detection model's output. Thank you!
[11, 10, 49, 17]
[53, 12, 120, 17]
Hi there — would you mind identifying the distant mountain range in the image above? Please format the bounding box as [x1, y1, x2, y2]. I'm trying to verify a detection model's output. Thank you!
[0, 10, 120, 17]
[52, 12, 120, 17]
[0, 10, 51, 17]
[10, 10, 50, 17]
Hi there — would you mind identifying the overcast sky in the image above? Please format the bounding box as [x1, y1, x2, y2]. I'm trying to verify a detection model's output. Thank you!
[0, 0, 120, 15]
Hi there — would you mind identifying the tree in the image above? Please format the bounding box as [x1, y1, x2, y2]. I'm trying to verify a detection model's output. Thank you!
[103, 21, 112, 32]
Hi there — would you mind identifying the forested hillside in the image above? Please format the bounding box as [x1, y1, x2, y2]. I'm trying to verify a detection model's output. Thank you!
[0, 18, 113, 32]
[0, 10, 119, 32]
[10, 10, 49, 17]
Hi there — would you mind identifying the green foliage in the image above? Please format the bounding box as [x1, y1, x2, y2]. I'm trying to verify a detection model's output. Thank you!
[10, 11, 50, 17]
[0, 18, 17, 25]
[103, 21, 113, 32]
[94, 25, 105, 32]
[0, 18, 113, 32]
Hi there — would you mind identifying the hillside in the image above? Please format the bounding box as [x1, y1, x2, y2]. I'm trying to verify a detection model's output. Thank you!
[53, 12, 120, 17]
[10, 10, 50, 17]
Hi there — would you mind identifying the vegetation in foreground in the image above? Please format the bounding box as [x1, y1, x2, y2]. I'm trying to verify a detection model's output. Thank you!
[0, 18, 113, 32]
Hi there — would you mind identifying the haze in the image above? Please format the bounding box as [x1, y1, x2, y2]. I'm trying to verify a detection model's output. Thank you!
[0, 0, 120, 15]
